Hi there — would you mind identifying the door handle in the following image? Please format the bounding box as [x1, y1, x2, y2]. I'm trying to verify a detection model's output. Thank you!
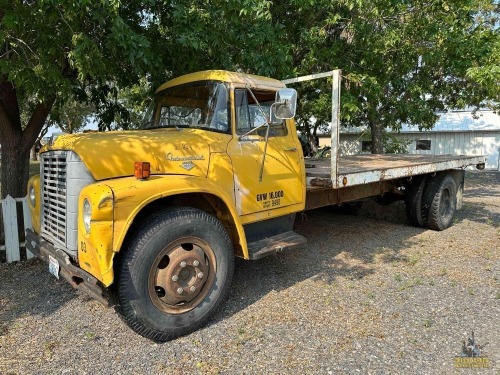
[284, 147, 297, 152]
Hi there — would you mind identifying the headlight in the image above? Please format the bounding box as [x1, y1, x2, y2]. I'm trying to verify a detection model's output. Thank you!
[83, 198, 92, 233]
[29, 186, 36, 207]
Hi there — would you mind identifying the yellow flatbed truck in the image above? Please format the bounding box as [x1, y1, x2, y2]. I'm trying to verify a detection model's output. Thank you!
[25, 70, 486, 341]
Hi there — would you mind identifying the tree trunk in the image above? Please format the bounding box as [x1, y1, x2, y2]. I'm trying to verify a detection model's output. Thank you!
[308, 129, 319, 156]
[370, 119, 384, 154]
[31, 144, 38, 161]
[1, 137, 31, 199]
[0, 79, 55, 198]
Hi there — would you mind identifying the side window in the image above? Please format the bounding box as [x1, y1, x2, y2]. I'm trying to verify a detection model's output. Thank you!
[234, 89, 286, 137]
[416, 139, 431, 151]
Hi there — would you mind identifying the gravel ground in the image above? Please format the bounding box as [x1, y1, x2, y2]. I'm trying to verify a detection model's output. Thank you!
[1, 171, 499, 374]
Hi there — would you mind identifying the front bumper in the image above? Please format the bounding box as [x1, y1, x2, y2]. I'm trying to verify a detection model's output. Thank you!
[25, 228, 112, 307]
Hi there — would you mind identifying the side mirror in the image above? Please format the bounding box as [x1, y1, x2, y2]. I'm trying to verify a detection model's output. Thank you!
[271, 88, 297, 120]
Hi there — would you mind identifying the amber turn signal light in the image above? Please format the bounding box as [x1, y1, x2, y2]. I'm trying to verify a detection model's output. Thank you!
[134, 161, 151, 180]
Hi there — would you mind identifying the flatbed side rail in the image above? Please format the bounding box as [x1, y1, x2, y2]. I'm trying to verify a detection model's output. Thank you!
[304, 154, 487, 189]
[337, 155, 486, 188]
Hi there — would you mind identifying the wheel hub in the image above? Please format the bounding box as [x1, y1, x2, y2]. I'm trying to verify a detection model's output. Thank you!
[149, 237, 215, 314]
[161, 247, 208, 304]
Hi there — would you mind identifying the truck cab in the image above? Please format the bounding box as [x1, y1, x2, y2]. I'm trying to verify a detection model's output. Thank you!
[26, 70, 306, 341]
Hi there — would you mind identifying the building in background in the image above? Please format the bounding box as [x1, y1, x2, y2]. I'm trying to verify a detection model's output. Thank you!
[318, 110, 500, 170]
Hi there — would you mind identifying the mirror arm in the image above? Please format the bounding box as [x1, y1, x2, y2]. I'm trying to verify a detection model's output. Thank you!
[238, 121, 268, 141]
[240, 86, 275, 182]
[259, 121, 270, 182]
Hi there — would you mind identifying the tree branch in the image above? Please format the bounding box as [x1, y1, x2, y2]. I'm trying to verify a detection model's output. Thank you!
[21, 94, 56, 153]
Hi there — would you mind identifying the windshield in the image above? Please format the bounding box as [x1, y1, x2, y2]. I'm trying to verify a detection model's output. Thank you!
[140, 82, 229, 132]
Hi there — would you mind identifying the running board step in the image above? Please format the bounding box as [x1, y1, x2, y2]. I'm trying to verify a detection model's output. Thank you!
[248, 231, 307, 260]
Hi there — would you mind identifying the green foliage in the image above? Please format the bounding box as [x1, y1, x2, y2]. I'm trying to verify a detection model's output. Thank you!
[272, 0, 499, 153]
[1, 0, 159, 112]
[383, 134, 412, 155]
[48, 97, 95, 134]
[359, 129, 412, 154]
[148, 0, 291, 80]
[1, 0, 498, 151]
[0, 0, 292, 196]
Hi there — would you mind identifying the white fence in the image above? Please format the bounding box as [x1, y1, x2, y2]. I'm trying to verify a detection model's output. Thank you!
[0, 195, 34, 263]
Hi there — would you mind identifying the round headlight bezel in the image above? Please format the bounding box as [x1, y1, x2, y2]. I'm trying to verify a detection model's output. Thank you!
[29, 186, 36, 207]
[83, 198, 92, 234]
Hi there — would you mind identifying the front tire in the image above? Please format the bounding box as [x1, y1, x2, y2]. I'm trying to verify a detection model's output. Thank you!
[115, 207, 234, 342]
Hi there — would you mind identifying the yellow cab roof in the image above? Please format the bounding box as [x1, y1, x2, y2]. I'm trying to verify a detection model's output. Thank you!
[155, 70, 286, 93]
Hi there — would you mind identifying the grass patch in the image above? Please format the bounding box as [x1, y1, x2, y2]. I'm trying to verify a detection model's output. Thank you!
[438, 268, 447, 277]
[423, 318, 434, 328]
[408, 254, 420, 266]
[398, 277, 423, 291]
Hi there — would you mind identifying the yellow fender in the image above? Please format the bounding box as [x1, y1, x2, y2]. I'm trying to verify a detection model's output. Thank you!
[78, 175, 247, 287]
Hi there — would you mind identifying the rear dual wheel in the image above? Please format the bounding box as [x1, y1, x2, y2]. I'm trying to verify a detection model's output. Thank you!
[405, 174, 457, 231]
[405, 177, 427, 227]
[423, 174, 457, 231]
[115, 207, 234, 342]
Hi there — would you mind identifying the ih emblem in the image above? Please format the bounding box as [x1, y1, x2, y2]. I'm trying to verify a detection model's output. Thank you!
[181, 161, 196, 171]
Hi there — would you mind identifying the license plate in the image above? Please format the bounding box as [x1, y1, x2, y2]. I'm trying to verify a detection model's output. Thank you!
[48, 255, 60, 279]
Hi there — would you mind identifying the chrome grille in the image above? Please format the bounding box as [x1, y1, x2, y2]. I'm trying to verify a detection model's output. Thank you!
[40, 150, 95, 257]
[41, 152, 67, 247]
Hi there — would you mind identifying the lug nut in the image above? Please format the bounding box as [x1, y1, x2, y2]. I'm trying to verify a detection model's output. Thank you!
[176, 287, 184, 295]
[197, 272, 204, 279]
[190, 286, 196, 292]
[171, 275, 178, 282]
[193, 260, 200, 267]
[180, 261, 187, 268]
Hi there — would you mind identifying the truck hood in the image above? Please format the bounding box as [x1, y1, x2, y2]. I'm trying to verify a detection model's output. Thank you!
[41, 129, 218, 181]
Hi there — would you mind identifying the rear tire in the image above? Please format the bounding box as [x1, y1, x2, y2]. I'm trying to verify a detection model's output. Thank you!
[405, 177, 427, 227]
[422, 174, 457, 231]
[115, 207, 234, 342]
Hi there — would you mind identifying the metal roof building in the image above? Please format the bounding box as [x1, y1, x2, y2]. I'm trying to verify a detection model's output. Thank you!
[319, 110, 500, 170]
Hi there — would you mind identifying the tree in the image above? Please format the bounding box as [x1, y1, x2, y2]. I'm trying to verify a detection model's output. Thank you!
[48, 97, 95, 134]
[271, 0, 499, 154]
[75, 1, 294, 130]
[0, 1, 292, 198]
[0, 1, 160, 198]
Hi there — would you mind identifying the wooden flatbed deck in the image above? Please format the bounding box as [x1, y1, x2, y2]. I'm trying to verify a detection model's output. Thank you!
[305, 154, 486, 189]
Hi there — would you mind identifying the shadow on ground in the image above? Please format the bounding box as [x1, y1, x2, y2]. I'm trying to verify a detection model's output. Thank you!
[0, 259, 79, 336]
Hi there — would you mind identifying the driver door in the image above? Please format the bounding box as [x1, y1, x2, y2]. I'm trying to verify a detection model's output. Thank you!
[227, 88, 304, 217]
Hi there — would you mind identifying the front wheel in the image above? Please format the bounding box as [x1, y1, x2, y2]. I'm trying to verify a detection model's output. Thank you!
[115, 207, 234, 342]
